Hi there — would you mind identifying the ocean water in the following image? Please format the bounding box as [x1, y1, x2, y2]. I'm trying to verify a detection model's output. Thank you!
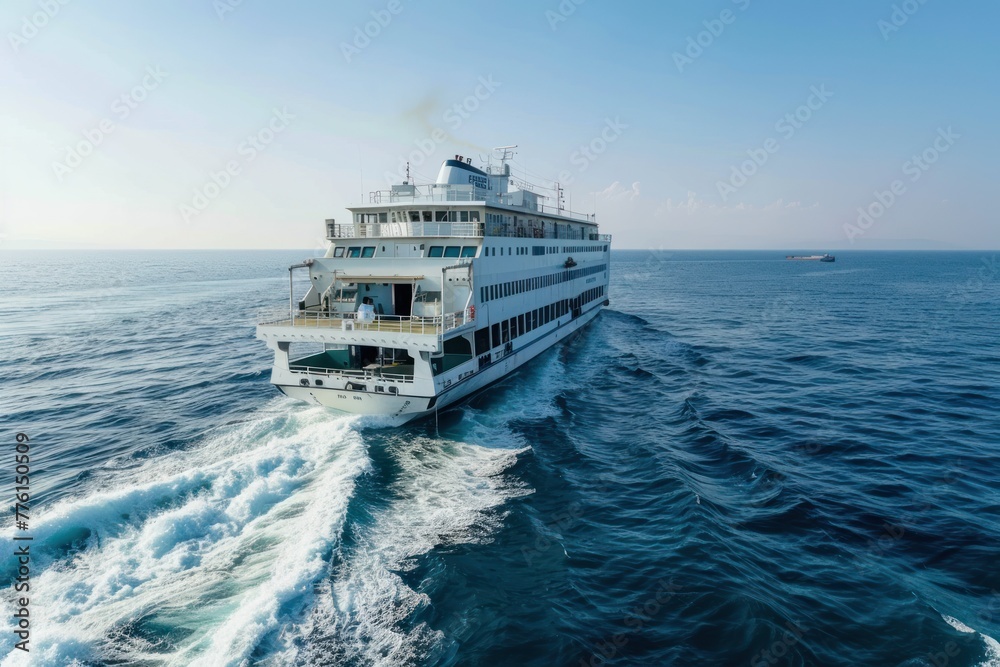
[1, 249, 999, 667]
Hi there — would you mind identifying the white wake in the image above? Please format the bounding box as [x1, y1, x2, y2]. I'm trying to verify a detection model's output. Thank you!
[0, 403, 369, 667]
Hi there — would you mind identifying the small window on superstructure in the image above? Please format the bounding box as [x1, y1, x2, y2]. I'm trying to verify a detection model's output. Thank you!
[436, 211, 448, 222]
[361, 247, 375, 258]
[422, 211, 432, 222]
[428, 246, 444, 257]
[460, 211, 469, 222]
[471, 211, 481, 222]
[460, 246, 476, 257]
[408, 211, 420, 222]
[333, 247, 345, 257]
[378, 212, 388, 223]
[444, 246, 461, 258]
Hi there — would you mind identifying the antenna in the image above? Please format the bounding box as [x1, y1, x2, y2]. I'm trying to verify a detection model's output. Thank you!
[493, 144, 517, 174]
[405, 161, 410, 185]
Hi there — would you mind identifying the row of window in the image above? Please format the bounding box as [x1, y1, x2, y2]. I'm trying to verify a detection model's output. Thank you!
[428, 245, 477, 258]
[483, 244, 606, 257]
[332, 244, 608, 260]
[482, 246, 535, 256]
[479, 264, 608, 304]
[356, 211, 483, 224]
[333, 245, 478, 258]
[333, 246, 377, 258]
[473, 285, 606, 355]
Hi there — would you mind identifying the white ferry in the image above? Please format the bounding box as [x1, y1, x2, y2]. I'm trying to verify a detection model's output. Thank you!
[256, 150, 611, 423]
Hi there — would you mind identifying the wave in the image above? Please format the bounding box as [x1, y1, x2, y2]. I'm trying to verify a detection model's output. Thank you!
[0, 403, 369, 667]
[941, 615, 1000, 667]
[274, 437, 530, 666]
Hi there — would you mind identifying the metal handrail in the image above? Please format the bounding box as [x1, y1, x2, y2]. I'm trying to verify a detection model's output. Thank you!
[286, 364, 415, 383]
[258, 307, 475, 332]
[363, 184, 597, 223]
[327, 221, 604, 241]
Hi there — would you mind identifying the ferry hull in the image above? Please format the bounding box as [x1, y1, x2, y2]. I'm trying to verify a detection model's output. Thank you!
[275, 384, 433, 423]
[271, 304, 604, 424]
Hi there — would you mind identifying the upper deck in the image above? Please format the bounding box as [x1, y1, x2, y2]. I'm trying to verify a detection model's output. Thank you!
[328, 183, 610, 242]
[326, 154, 610, 242]
[365, 182, 594, 223]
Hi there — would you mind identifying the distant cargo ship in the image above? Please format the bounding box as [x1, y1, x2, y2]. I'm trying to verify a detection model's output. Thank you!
[786, 254, 835, 262]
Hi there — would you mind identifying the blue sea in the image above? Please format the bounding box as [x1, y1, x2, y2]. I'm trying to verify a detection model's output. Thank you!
[1, 250, 998, 667]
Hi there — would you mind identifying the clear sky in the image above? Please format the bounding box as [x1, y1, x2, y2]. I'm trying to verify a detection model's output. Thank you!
[2, 0, 997, 250]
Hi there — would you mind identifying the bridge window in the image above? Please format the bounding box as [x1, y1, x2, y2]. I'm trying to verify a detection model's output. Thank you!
[361, 246, 375, 258]
[347, 247, 361, 258]
[460, 246, 477, 257]
[444, 246, 461, 258]
[409, 211, 420, 222]
[333, 247, 345, 257]
[436, 211, 448, 222]
[460, 211, 469, 222]
[428, 246, 444, 257]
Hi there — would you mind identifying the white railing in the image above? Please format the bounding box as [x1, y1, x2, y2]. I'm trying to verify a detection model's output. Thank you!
[285, 364, 416, 383]
[365, 184, 597, 223]
[258, 307, 475, 333]
[328, 221, 603, 241]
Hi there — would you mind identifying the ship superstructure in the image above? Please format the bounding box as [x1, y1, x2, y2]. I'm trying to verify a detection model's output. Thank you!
[256, 150, 612, 422]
